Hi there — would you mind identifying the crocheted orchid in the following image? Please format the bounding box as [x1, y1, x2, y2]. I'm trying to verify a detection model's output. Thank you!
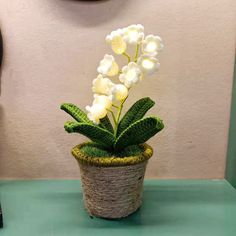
[61, 24, 164, 151]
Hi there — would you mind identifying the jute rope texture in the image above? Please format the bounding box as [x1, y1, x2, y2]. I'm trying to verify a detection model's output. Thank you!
[73, 142, 153, 218]
[79, 161, 148, 218]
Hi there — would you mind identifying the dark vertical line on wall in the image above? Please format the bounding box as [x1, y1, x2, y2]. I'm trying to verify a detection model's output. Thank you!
[0, 28, 3, 228]
[0, 30, 2, 64]
[226, 57, 236, 188]
[0, 31, 2, 63]
[0, 29, 2, 94]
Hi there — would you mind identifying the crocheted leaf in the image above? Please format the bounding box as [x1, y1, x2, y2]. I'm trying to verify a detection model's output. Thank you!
[60, 103, 91, 123]
[117, 97, 155, 136]
[114, 117, 164, 151]
[64, 121, 115, 148]
[99, 115, 114, 134]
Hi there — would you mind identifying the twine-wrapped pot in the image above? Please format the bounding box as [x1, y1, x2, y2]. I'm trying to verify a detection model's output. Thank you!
[72, 143, 153, 219]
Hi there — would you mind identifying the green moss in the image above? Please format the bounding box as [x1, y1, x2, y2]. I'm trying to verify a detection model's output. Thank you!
[80, 142, 144, 158]
[72, 142, 153, 167]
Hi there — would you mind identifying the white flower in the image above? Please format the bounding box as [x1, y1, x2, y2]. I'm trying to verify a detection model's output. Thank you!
[106, 29, 126, 54]
[106, 28, 124, 43]
[119, 62, 143, 88]
[123, 24, 144, 45]
[86, 103, 107, 124]
[97, 54, 119, 76]
[142, 35, 164, 56]
[93, 94, 112, 110]
[111, 84, 128, 101]
[110, 35, 127, 55]
[92, 74, 114, 96]
[137, 55, 160, 75]
[86, 94, 112, 124]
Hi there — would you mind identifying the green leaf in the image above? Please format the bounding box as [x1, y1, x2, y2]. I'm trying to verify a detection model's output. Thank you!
[99, 115, 114, 134]
[64, 121, 115, 148]
[114, 117, 164, 151]
[117, 97, 155, 136]
[60, 103, 91, 123]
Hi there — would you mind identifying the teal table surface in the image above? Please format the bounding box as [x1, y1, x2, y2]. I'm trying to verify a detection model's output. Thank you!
[0, 179, 236, 236]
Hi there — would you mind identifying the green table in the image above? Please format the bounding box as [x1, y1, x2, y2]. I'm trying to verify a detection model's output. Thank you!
[0, 180, 236, 236]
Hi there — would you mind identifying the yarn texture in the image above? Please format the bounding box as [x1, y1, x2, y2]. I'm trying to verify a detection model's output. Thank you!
[72, 142, 153, 218]
[72, 143, 153, 167]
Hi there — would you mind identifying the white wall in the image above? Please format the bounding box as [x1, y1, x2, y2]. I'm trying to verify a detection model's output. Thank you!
[0, 0, 235, 179]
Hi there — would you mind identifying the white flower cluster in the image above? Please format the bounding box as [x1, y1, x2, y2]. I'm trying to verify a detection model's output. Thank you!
[86, 24, 163, 124]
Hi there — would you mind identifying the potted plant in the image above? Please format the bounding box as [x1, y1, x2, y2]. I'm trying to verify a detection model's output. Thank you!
[61, 24, 164, 219]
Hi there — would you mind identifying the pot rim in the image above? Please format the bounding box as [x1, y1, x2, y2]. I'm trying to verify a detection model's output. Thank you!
[71, 142, 153, 167]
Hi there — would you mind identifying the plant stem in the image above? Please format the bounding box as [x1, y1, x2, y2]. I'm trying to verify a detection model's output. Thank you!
[122, 52, 131, 63]
[134, 43, 140, 62]
[107, 109, 117, 126]
[112, 104, 119, 108]
[114, 97, 128, 138]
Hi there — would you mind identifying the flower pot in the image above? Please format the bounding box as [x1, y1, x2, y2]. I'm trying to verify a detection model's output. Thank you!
[72, 143, 153, 219]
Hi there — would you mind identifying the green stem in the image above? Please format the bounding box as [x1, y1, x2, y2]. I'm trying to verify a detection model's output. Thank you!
[122, 52, 131, 63]
[134, 43, 140, 62]
[112, 104, 119, 108]
[107, 109, 117, 126]
[114, 97, 128, 138]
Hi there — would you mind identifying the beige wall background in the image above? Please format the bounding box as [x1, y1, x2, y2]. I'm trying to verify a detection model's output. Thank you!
[0, 0, 235, 179]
